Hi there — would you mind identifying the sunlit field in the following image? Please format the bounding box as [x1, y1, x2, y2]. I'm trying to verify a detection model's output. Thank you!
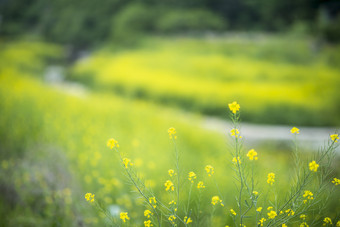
[0, 37, 339, 226]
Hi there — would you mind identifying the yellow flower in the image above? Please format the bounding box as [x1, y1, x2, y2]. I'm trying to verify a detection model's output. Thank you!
[258, 218, 266, 226]
[309, 161, 319, 172]
[168, 169, 175, 177]
[230, 128, 240, 137]
[164, 180, 174, 191]
[85, 193, 95, 203]
[149, 197, 157, 208]
[228, 101, 240, 114]
[323, 217, 332, 226]
[211, 196, 223, 206]
[184, 216, 192, 224]
[144, 220, 153, 227]
[267, 173, 275, 185]
[168, 127, 177, 139]
[230, 209, 236, 216]
[205, 165, 214, 176]
[144, 210, 153, 218]
[253, 191, 258, 196]
[107, 138, 119, 149]
[169, 200, 176, 205]
[282, 224, 287, 227]
[336, 220, 340, 227]
[300, 214, 307, 220]
[267, 210, 277, 219]
[247, 149, 258, 160]
[256, 207, 262, 212]
[267, 206, 273, 211]
[332, 177, 340, 186]
[303, 190, 314, 203]
[120, 212, 130, 222]
[188, 171, 197, 183]
[300, 222, 309, 227]
[290, 127, 300, 134]
[330, 134, 339, 142]
[285, 208, 294, 216]
[123, 158, 133, 168]
[232, 156, 241, 165]
[168, 215, 176, 224]
[197, 181, 205, 189]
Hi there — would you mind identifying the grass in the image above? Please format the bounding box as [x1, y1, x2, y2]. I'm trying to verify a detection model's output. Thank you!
[0, 38, 339, 226]
[70, 35, 340, 126]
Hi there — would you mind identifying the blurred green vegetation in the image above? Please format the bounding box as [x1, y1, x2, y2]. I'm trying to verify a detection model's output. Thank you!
[0, 40, 339, 226]
[70, 36, 340, 126]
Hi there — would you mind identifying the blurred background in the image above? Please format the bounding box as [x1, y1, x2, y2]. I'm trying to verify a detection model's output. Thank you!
[0, 0, 339, 226]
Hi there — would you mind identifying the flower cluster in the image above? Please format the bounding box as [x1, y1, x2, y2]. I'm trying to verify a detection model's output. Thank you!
[168, 169, 175, 177]
[120, 212, 130, 223]
[230, 128, 240, 138]
[184, 216, 192, 224]
[149, 197, 157, 208]
[323, 217, 332, 226]
[228, 101, 240, 114]
[144, 220, 153, 227]
[267, 210, 277, 219]
[107, 138, 119, 149]
[290, 127, 300, 134]
[232, 156, 241, 165]
[267, 172, 275, 185]
[258, 218, 266, 226]
[303, 190, 314, 203]
[188, 171, 196, 183]
[211, 196, 224, 206]
[330, 134, 339, 142]
[247, 149, 258, 161]
[122, 158, 133, 168]
[230, 209, 236, 216]
[168, 215, 176, 224]
[309, 160, 319, 172]
[285, 208, 295, 216]
[168, 127, 177, 139]
[85, 193, 95, 203]
[205, 165, 214, 176]
[332, 177, 340, 186]
[144, 210, 152, 218]
[164, 180, 174, 191]
[197, 181, 205, 189]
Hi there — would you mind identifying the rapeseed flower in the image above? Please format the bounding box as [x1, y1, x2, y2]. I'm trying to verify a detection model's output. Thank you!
[253, 191, 258, 196]
[168, 169, 175, 177]
[168, 127, 177, 139]
[336, 220, 340, 227]
[211, 196, 224, 206]
[120, 212, 129, 222]
[300, 214, 307, 220]
[232, 156, 241, 165]
[164, 180, 174, 191]
[144, 210, 152, 218]
[303, 190, 313, 203]
[330, 134, 339, 142]
[309, 161, 319, 172]
[85, 193, 95, 203]
[267, 210, 277, 219]
[256, 207, 262, 212]
[149, 197, 157, 208]
[123, 158, 133, 168]
[230, 209, 236, 216]
[267, 173, 275, 185]
[168, 215, 176, 224]
[267, 206, 273, 211]
[247, 149, 258, 160]
[300, 222, 309, 227]
[205, 165, 214, 176]
[230, 128, 240, 137]
[282, 224, 287, 227]
[290, 127, 300, 134]
[188, 171, 196, 182]
[184, 216, 192, 224]
[144, 220, 153, 227]
[107, 138, 119, 149]
[332, 178, 340, 185]
[258, 218, 266, 226]
[285, 208, 294, 216]
[197, 181, 205, 189]
[228, 101, 240, 114]
[323, 217, 332, 226]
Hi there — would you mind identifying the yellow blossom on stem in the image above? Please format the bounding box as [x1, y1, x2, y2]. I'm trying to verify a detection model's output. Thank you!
[300, 214, 307, 220]
[168, 215, 176, 224]
[332, 178, 340, 186]
[149, 197, 157, 208]
[228, 101, 240, 114]
[197, 181, 205, 189]
[85, 193, 95, 203]
[205, 165, 214, 176]
[282, 224, 287, 227]
[144, 220, 153, 227]
[267, 173, 275, 185]
[256, 207, 262, 212]
[211, 196, 224, 206]
[122, 158, 133, 168]
[230, 209, 236, 216]
[323, 217, 332, 226]
[267, 206, 273, 211]
[303, 190, 313, 203]
[184, 216, 192, 224]
[164, 180, 174, 191]
[144, 210, 153, 218]
[330, 134, 339, 142]
[300, 222, 309, 227]
[230, 128, 240, 137]
[120, 212, 130, 222]
[188, 171, 196, 183]
[168, 169, 175, 177]
[169, 200, 176, 205]
[232, 156, 241, 165]
[107, 138, 119, 149]
[267, 210, 277, 219]
[309, 160, 319, 172]
[290, 127, 300, 134]
[168, 127, 177, 139]
[253, 191, 258, 196]
[258, 218, 266, 226]
[285, 208, 295, 216]
[247, 149, 258, 160]
[336, 220, 340, 227]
